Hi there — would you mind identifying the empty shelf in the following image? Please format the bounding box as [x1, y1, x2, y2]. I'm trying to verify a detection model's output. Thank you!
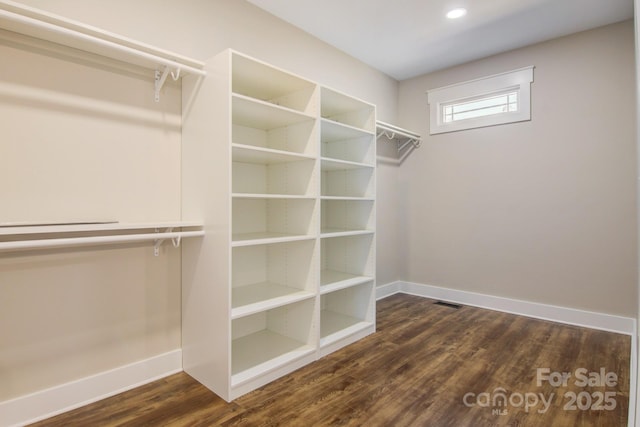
[321, 118, 374, 141]
[321, 196, 375, 201]
[320, 229, 373, 238]
[320, 87, 375, 132]
[232, 232, 315, 247]
[320, 270, 373, 294]
[232, 144, 315, 165]
[321, 158, 373, 171]
[232, 52, 316, 114]
[233, 94, 315, 130]
[232, 282, 315, 319]
[320, 310, 372, 347]
[232, 194, 315, 200]
[232, 330, 315, 386]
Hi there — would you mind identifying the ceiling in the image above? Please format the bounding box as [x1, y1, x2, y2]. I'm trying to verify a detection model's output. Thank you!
[247, 0, 634, 80]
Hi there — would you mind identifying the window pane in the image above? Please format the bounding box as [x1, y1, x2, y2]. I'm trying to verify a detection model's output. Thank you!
[451, 94, 509, 114]
[454, 105, 508, 121]
[441, 90, 519, 123]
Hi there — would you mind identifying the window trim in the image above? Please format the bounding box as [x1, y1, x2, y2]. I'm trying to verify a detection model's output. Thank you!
[426, 66, 534, 135]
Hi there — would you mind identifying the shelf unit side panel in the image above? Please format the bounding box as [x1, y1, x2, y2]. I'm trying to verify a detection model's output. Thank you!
[181, 51, 232, 400]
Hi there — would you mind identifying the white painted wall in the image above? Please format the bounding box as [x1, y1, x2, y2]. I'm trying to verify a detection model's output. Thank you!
[1, 0, 399, 401]
[397, 21, 637, 317]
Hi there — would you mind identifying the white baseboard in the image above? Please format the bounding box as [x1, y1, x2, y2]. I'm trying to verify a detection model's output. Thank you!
[0, 349, 182, 427]
[377, 281, 635, 335]
[376, 281, 402, 300]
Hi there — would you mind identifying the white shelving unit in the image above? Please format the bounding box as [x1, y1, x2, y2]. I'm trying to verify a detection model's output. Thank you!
[182, 49, 375, 401]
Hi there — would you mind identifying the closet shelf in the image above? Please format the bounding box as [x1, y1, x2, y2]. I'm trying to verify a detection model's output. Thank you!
[0, 221, 204, 254]
[232, 282, 315, 319]
[232, 193, 315, 200]
[321, 158, 374, 171]
[321, 196, 375, 201]
[320, 270, 373, 294]
[320, 229, 373, 238]
[232, 51, 316, 114]
[320, 311, 373, 347]
[232, 144, 315, 164]
[321, 118, 374, 141]
[231, 232, 315, 247]
[233, 94, 315, 130]
[0, 0, 206, 101]
[320, 87, 375, 133]
[231, 331, 315, 386]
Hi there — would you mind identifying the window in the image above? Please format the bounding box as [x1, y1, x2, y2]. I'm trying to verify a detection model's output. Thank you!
[427, 66, 534, 134]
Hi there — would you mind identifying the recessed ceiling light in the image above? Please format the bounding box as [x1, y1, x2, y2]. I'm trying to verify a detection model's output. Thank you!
[446, 8, 467, 19]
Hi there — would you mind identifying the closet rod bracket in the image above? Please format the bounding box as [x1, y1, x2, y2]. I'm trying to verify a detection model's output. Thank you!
[153, 227, 175, 256]
[154, 66, 181, 102]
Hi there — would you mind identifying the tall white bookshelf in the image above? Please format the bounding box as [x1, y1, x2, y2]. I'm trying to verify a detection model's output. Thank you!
[181, 49, 376, 401]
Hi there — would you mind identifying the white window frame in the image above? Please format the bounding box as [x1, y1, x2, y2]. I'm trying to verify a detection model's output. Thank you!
[426, 66, 534, 135]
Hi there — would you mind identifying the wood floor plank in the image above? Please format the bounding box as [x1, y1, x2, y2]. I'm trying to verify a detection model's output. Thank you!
[29, 294, 631, 426]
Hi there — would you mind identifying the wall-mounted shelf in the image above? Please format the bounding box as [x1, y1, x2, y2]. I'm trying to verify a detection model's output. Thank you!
[0, 0, 206, 101]
[0, 221, 204, 255]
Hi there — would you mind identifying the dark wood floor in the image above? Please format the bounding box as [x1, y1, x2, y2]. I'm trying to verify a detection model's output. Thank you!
[31, 293, 631, 426]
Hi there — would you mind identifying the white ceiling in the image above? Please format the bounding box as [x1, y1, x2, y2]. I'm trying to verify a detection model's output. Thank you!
[247, 0, 634, 80]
